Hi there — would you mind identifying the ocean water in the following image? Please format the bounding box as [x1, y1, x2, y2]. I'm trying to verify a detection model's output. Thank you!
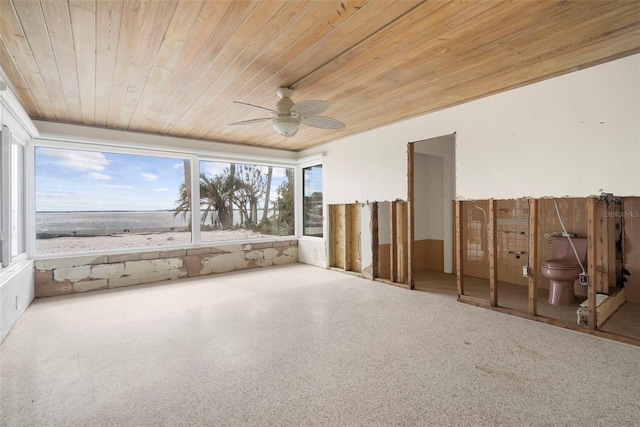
[36, 211, 190, 235]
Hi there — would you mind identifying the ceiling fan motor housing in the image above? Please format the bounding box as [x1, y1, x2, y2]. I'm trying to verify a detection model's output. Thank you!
[276, 88, 296, 115]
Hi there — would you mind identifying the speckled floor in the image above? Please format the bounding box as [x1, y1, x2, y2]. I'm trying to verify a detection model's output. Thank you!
[2, 264, 640, 426]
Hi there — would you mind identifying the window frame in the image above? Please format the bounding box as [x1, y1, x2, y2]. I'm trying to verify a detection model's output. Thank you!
[296, 154, 324, 240]
[29, 139, 298, 258]
[302, 164, 323, 238]
[1, 126, 12, 267]
[197, 157, 297, 241]
[11, 134, 25, 258]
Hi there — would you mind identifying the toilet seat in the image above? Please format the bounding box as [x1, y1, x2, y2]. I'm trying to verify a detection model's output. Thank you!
[541, 259, 580, 270]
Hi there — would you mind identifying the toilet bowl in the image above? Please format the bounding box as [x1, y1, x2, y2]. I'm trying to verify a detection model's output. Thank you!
[540, 237, 587, 305]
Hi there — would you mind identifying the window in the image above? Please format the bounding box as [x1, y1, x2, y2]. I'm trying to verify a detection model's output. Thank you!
[11, 139, 24, 257]
[35, 146, 191, 255]
[198, 160, 295, 241]
[1, 126, 11, 266]
[33, 144, 297, 255]
[303, 165, 323, 237]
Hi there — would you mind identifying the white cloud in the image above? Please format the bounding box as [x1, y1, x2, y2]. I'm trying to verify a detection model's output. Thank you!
[86, 172, 111, 180]
[153, 187, 168, 192]
[103, 184, 134, 189]
[173, 162, 185, 169]
[271, 167, 289, 178]
[36, 191, 69, 197]
[141, 172, 158, 181]
[203, 162, 228, 177]
[38, 147, 110, 171]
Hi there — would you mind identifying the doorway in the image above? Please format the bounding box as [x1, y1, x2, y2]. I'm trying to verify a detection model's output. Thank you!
[409, 134, 456, 291]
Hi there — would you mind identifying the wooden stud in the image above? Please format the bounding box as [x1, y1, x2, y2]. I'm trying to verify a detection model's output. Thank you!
[489, 199, 498, 307]
[407, 142, 415, 290]
[594, 199, 609, 294]
[344, 204, 352, 272]
[349, 203, 362, 273]
[371, 202, 379, 279]
[329, 204, 336, 268]
[528, 198, 538, 316]
[455, 200, 464, 297]
[396, 201, 408, 284]
[390, 201, 398, 283]
[587, 197, 597, 330]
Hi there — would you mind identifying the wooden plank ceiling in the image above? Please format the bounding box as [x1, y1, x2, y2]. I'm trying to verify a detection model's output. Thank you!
[1, 0, 639, 152]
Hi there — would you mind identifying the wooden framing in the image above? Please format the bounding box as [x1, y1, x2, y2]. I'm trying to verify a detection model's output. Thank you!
[528, 198, 538, 316]
[455, 200, 464, 297]
[390, 202, 398, 283]
[587, 197, 597, 331]
[343, 204, 352, 272]
[407, 142, 415, 290]
[488, 199, 498, 307]
[350, 204, 362, 273]
[370, 202, 379, 280]
[328, 203, 362, 274]
[594, 199, 610, 295]
[390, 201, 408, 284]
[451, 196, 638, 346]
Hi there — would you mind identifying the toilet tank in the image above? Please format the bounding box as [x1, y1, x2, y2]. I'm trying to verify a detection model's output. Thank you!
[551, 236, 587, 264]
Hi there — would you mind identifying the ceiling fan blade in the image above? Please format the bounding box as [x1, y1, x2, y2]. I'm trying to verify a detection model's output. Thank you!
[290, 100, 329, 117]
[302, 116, 345, 129]
[233, 101, 277, 114]
[229, 118, 272, 126]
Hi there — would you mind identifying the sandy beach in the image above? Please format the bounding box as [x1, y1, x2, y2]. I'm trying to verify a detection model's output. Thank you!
[36, 229, 280, 254]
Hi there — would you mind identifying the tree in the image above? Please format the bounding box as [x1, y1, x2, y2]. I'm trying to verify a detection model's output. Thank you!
[199, 171, 237, 229]
[234, 164, 266, 226]
[273, 169, 294, 235]
[173, 159, 192, 227]
[262, 166, 273, 222]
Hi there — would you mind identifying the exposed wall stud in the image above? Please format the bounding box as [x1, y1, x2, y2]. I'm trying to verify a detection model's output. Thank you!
[456, 200, 464, 297]
[407, 142, 415, 289]
[489, 199, 498, 307]
[528, 198, 538, 316]
[587, 197, 597, 330]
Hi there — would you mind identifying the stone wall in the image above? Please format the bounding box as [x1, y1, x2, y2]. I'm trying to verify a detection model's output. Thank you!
[34, 240, 298, 297]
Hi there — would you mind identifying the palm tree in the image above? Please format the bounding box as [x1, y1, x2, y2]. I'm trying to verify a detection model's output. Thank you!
[173, 160, 192, 227]
[199, 170, 239, 229]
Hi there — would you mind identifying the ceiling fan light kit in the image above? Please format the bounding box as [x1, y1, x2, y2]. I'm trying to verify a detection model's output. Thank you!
[231, 88, 344, 138]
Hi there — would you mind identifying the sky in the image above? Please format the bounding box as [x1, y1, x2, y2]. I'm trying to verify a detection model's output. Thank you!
[35, 147, 292, 212]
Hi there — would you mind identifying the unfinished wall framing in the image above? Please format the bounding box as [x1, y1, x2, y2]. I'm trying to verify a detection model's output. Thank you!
[329, 202, 410, 288]
[454, 196, 637, 345]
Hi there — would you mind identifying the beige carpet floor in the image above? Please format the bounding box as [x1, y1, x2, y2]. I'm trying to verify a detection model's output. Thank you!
[2, 264, 639, 426]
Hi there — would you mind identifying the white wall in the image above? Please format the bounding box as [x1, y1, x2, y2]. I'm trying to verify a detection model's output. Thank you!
[301, 54, 640, 201]
[298, 237, 327, 268]
[414, 134, 455, 273]
[0, 260, 34, 343]
[414, 154, 444, 240]
[0, 80, 38, 343]
[413, 153, 444, 240]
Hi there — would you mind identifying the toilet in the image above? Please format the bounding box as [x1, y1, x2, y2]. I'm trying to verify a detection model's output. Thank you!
[541, 236, 587, 305]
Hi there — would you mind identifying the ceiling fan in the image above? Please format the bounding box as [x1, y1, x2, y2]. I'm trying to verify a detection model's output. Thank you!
[230, 88, 345, 137]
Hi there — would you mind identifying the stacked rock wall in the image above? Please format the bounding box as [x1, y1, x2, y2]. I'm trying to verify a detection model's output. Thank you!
[34, 241, 298, 297]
